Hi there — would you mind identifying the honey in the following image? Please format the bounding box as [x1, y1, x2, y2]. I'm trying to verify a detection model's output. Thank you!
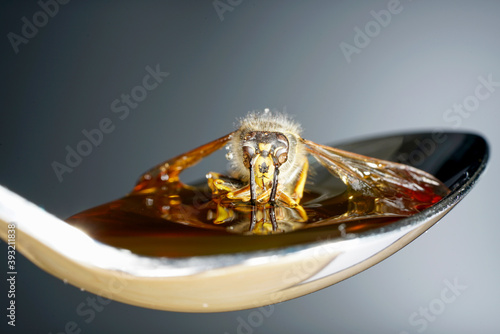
[66, 163, 446, 258]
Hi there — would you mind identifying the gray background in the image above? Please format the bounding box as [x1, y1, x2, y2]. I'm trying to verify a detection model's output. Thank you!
[1, 1, 499, 333]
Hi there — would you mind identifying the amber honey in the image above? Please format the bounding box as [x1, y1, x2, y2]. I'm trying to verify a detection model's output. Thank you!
[66, 173, 444, 258]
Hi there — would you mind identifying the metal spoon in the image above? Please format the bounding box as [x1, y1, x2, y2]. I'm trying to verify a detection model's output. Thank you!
[0, 132, 488, 312]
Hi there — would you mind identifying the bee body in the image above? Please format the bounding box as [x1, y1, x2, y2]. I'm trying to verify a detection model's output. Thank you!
[136, 110, 449, 234]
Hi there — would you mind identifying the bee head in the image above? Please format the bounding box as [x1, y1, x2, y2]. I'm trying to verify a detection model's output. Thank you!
[241, 131, 289, 189]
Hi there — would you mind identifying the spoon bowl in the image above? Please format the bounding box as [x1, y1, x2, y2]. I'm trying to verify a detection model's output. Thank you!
[0, 132, 488, 312]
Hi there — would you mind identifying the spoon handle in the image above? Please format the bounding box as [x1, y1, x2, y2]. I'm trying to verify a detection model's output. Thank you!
[0, 185, 88, 252]
[0, 185, 140, 275]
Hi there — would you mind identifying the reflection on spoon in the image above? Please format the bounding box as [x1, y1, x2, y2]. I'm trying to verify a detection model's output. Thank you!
[0, 132, 488, 312]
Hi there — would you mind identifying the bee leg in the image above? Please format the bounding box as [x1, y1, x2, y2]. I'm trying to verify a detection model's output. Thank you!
[207, 172, 238, 195]
[269, 204, 277, 231]
[248, 163, 257, 232]
[273, 191, 299, 208]
[249, 159, 257, 204]
[249, 205, 257, 232]
[268, 165, 280, 231]
[292, 159, 309, 203]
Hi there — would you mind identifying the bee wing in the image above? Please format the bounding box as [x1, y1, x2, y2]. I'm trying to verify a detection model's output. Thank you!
[301, 139, 449, 210]
[134, 132, 236, 192]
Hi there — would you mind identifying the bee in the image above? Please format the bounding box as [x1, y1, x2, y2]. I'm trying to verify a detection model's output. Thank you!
[134, 110, 448, 234]
[206, 111, 309, 232]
